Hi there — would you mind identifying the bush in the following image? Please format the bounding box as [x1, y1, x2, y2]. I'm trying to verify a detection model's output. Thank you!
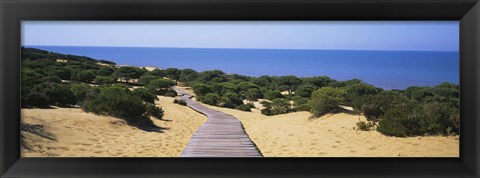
[236, 104, 252, 112]
[43, 83, 77, 106]
[356, 121, 375, 131]
[265, 90, 284, 100]
[94, 76, 115, 85]
[295, 85, 316, 98]
[260, 98, 291, 116]
[309, 87, 345, 117]
[163, 90, 177, 97]
[245, 102, 255, 108]
[72, 70, 96, 83]
[245, 88, 263, 101]
[292, 96, 310, 111]
[361, 103, 382, 121]
[174, 99, 187, 106]
[201, 93, 221, 106]
[132, 88, 157, 104]
[344, 83, 382, 105]
[145, 104, 164, 120]
[70, 83, 96, 104]
[146, 79, 176, 94]
[81, 86, 146, 118]
[376, 101, 424, 137]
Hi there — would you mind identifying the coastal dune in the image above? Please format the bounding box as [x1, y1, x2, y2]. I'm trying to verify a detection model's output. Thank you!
[198, 101, 459, 157]
[21, 96, 207, 157]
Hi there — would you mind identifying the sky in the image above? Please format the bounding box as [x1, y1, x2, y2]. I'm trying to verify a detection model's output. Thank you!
[22, 21, 459, 51]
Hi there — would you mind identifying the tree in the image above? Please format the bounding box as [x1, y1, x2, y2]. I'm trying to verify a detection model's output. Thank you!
[72, 70, 96, 83]
[132, 88, 157, 104]
[265, 90, 284, 100]
[146, 79, 175, 94]
[202, 93, 221, 106]
[245, 88, 264, 101]
[112, 66, 145, 84]
[43, 83, 77, 107]
[191, 83, 214, 97]
[344, 83, 383, 104]
[274, 76, 302, 94]
[94, 76, 115, 85]
[139, 74, 161, 85]
[295, 85, 316, 98]
[97, 67, 115, 76]
[165, 68, 181, 85]
[179, 68, 198, 83]
[302, 76, 334, 88]
[309, 87, 345, 117]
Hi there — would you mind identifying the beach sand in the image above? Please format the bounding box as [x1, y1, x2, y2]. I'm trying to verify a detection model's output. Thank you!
[21, 96, 207, 157]
[200, 103, 459, 157]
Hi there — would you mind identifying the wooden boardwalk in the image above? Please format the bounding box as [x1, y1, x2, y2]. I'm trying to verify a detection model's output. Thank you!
[173, 87, 262, 157]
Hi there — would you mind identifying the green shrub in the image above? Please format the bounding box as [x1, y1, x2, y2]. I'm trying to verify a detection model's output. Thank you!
[72, 70, 96, 83]
[356, 120, 375, 131]
[132, 88, 157, 104]
[236, 104, 252, 112]
[174, 99, 187, 106]
[245, 88, 263, 101]
[94, 76, 115, 85]
[245, 102, 255, 108]
[43, 83, 77, 106]
[292, 96, 310, 111]
[163, 90, 177, 97]
[260, 98, 291, 116]
[146, 79, 176, 94]
[265, 90, 284, 100]
[295, 85, 316, 98]
[70, 83, 96, 104]
[145, 104, 164, 120]
[201, 93, 221, 106]
[376, 101, 424, 137]
[309, 87, 345, 117]
[81, 86, 146, 118]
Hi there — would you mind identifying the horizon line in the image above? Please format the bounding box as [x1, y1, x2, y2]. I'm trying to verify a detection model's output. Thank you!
[22, 45, 460, 52]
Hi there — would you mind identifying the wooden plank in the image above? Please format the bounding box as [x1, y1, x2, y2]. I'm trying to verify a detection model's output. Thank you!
[173, 87, 262, 158]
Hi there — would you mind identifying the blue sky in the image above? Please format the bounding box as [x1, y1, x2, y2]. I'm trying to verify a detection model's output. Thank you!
[22, 21, 459, 51]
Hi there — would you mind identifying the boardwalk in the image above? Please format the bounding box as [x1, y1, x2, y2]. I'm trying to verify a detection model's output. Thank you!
[173, 87, 262, 157]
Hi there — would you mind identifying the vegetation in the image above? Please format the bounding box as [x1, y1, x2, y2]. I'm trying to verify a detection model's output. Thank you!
[21, 47, 461, 137]
[174, 98, 188, 106]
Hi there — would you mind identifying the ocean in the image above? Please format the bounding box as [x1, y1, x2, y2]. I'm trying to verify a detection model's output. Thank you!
[25, 45, 459, 90]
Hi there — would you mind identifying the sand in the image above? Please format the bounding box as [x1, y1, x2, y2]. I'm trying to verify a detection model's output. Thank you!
[199, 103, 459, 157]
[21, 96, 207, 157]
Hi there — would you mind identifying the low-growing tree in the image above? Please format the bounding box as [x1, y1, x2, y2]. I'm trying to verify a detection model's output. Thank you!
[309, 87, 345, 117]
[132, 88, 157, 104]
[94, 76, 115, 85]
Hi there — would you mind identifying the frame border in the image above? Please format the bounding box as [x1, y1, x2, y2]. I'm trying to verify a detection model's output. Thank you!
[1, 0, 479, 177]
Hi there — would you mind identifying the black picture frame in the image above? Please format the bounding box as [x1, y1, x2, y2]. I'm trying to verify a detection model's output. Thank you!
[1, 0, 479, 177]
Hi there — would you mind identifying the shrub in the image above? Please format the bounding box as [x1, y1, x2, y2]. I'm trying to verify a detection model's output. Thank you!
[163, 90, 177, 97]
[245, 88, 263, 101]
[94, 76, 115, 85]
[70, 83, 96, 104]
[309, 87, 345, 117]
[356, 120, 375, 131]
[145, 104, 164, 120]
[265, 90, 284, 100]
[221, 92, 243, 108]
[295, 85, 316, 98]
[245, 102, 256, 108]
[292, 96, 310, 111]
[174, 99, 187, 106]
[72, 70, 96, 83]
[236, 104, 252, 112]
[146, 79, 175, 94]
[361, 103, 382, 121]
[23, 90, 49, 108]
[201, 93, 221, 106]
[344, 83, 382, 105]
[132, 88, 157, 104]
[260, 98, 291, 116]
[139, 74, 161, 85]
[43, 83, 77, 106]
[96, 67, 115, 76]
[81, 86, 146, 118]
[376, 101, 424, 137]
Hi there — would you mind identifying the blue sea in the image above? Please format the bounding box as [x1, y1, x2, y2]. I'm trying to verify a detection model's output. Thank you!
[25, 45, 459, 90]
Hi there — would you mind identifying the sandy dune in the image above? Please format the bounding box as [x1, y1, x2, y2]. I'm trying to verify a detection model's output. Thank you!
[200, 104, 459, 157]
[21, 96, 207, 157]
